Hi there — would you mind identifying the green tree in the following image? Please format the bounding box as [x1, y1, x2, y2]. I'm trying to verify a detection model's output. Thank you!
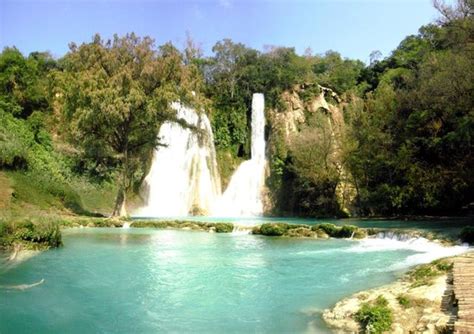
[0, 47, 53, 118]
[58, 33, 197, 216]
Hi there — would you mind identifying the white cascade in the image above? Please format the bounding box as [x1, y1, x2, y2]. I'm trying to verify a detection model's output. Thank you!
[135, 102, 221, 217]
[212, 93, 266, 217]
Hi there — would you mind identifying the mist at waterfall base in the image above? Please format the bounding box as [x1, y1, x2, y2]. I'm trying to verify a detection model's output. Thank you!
[1, 227, 469, 334]
[136, 93, 266, 218]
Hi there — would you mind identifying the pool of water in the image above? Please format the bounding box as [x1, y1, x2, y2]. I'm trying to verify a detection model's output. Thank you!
[0, 227, 469, 333]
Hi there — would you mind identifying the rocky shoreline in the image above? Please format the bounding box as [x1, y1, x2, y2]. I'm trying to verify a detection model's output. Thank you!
[322, 253, 474, 334]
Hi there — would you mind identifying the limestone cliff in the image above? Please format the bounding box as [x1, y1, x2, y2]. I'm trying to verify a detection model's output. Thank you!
[266, 83, 356, 216]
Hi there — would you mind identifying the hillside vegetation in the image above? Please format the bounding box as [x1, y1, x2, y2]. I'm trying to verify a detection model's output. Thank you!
[0, 0, 472, 219]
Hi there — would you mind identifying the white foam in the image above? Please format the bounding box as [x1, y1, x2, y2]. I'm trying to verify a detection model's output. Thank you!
[296, 236, 470, 271]
[352, 236, 470, 270]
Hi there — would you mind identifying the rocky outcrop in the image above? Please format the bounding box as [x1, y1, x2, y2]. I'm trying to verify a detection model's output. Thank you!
[267, 83, 357, 215]
[322, 258, 462, 334]
[324, 275, 451, 333]
[270, 84, 343, 145]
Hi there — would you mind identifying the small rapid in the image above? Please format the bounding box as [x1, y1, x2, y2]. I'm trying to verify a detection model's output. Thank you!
[295, 234, 470, 272]
[357, 235, 471, 270]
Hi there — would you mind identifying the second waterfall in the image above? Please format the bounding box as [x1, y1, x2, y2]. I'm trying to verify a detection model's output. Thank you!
[211, 93, 266, 217]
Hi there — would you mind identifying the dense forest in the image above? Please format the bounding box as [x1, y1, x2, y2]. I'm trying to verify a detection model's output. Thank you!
[0, 0, 472, 218]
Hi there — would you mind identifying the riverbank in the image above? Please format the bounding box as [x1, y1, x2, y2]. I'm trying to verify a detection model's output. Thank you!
[322, 252, 474, 334]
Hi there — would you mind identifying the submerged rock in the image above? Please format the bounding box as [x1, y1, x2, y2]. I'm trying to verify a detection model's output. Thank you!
[286, 227, 317, 238]
[254, 222, 365, 239]
[131, 220, 234, 233]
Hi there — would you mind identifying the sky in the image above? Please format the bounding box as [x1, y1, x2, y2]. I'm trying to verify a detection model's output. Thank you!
[0, 0, 446, 62]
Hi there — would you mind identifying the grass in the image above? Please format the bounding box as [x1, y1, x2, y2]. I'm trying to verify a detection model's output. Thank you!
[1, 170, 116, 220]
[397, 294, 411, 309]
[407, 259, 453, 287]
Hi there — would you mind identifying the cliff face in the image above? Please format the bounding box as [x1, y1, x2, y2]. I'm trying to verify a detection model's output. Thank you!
[266, 83, 356, 216]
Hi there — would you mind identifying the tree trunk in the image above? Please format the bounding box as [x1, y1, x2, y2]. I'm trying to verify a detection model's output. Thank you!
[112, 187, 128, 217]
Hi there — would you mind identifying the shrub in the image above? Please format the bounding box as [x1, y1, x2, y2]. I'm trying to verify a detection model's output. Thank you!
[459, 227, 474, 245]
[286, 227, 316, 238]
[214, 223, 234, 233]
[251, 225, 261, 234]
[433, 259, 453, 272]
[260, 223, 289, 236]
[314, 223, 340, 236]
[0, 220, 62, 249]
[0, 110, 32, 169]
[355, 295, 393, 334]
[397, 294, 411, 309]
[338, 225, 358, 238]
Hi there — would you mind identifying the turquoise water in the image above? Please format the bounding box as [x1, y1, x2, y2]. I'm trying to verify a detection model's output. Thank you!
[1, 227, 465, 334]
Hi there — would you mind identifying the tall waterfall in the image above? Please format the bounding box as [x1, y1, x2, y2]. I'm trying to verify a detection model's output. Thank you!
[135, 102, 221, 217]
[211, 93, 266, 217]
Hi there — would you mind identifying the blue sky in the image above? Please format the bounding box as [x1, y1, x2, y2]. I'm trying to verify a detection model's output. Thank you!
[0, 0, 445, 62]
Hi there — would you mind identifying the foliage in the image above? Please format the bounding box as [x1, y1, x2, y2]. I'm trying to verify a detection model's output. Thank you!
[355, 295, 393, 334]
[0, 47, 53, 118]
[311, 50, 365, 94]
[214, 223, 234, 233]
[338, 225, 359, 238]
[310, 223, 364, 238]
[314, 223, 340, 236]
[0, 220, 62, 250]
[286, 116, 343, 216]
[397, 294, 411, 309]
[0, 109, 96, 214]
[259, 223, 290, 236]
[131, 220, 234, 233]
[0, 0, 472, 219]
[407, 259, 452, 287]
[344, 2, 473, 216]
[255, 222, 365, 238]
[0, 110, 32, 169]
[56, 34, 202, 216]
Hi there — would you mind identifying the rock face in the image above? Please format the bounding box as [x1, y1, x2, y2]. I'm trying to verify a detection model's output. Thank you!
[270, 84, 343, 146]
[267, 83, 356, 216]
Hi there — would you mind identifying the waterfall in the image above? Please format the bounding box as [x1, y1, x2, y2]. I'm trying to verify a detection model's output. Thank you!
[135, 102, 221, 217]
[211, 93, 267, 217]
